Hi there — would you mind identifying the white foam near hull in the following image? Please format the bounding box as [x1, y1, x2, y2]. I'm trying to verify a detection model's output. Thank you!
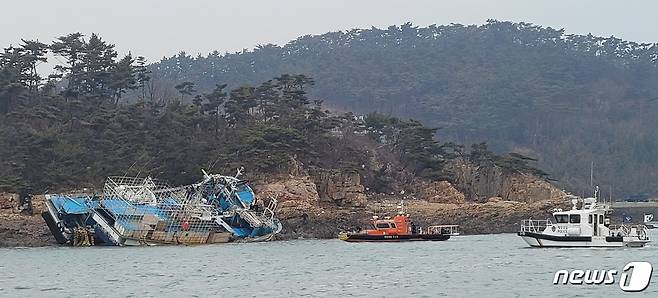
[520, 235, 649, 248]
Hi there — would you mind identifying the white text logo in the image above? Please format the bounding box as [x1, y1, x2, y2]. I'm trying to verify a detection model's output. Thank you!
[553, 262, 652, 292]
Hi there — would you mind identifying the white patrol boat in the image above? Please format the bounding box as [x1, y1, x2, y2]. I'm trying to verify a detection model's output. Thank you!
[518, 187, 650, 248]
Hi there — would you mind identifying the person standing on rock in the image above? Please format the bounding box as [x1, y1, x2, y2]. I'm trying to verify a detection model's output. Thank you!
[18, 189, 33, 215]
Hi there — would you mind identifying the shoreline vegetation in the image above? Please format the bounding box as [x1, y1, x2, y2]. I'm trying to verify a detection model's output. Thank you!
[5, 22, 653, 246]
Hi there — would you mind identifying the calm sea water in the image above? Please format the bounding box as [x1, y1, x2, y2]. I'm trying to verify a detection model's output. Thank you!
[1, 232, 657, 297]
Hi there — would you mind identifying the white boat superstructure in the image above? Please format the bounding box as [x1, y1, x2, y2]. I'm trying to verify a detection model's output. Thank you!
[518, 188, 650, 248]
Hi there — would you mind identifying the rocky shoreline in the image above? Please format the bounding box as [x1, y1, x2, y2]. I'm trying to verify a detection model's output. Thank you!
[261, 171, 569, 240]
[0, 199, 565, 247]
[0, 172, 568, 247]
[0, 212, 55, 247]
[0, 193, 55, 247]
[276, 198, 569, 240]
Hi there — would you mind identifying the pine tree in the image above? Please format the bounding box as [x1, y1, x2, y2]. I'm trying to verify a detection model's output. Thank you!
[202, 84, 227, 136]
[109, 53, 138, 104]
[80, 33, 118, 98]
[134, 56, 151, 101]
[50, 33, 85, 97]
[20, 40, 48, 91]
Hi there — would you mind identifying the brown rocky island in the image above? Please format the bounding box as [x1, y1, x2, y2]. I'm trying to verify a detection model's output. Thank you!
[0, 141, 568, 247]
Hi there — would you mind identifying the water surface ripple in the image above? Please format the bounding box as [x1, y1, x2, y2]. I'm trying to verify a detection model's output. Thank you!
[1, 232, 657, 297]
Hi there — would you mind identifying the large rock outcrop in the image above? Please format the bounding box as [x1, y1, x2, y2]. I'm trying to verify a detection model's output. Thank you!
[313, 170, 367, 207]
[255, 174, 371, 239]
[255, 175, 321, 219]
[451, 161, 565, 202]
[419, 181, 466, 204]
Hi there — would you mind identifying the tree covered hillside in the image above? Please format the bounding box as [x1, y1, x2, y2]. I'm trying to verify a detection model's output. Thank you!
[1, 33, 547, 196]
[151, 20, 658, 197]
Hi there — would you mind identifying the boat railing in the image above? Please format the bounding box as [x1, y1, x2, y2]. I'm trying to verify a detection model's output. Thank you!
[520, 219, 552, 233]
[261, 198, 278, 220]
[427, 225, 460, 236]
[608, 224, 650, 240]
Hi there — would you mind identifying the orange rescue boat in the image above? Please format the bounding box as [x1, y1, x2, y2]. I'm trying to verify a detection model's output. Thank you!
[339, 212, 459, 242]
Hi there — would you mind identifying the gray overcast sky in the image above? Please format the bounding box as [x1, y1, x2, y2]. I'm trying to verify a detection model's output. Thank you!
[2, 0, 657, 63]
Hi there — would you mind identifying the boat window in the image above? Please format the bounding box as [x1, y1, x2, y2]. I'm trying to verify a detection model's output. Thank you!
[588, 215, 592, 223]
[376, 223, 391, 229]
[554, 214, 569, 223]
[599, 215, 604, 224]
[569, 215, 581, 223]
[390, 223, 396, 228]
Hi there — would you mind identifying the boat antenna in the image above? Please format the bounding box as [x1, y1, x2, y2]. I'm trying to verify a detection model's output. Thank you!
[590, 160, 594, 188]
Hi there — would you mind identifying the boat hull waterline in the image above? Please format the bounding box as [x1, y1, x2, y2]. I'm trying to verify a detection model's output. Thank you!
[339, 233, 450, 242]
[518, 232, 649, 248]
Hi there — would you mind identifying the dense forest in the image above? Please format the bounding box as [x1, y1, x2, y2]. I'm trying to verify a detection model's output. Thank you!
[149, 20, 658, 198]
[0, 32, 544, 195]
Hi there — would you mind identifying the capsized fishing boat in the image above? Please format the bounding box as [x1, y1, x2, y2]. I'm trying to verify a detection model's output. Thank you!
[339, 202, 459, 242]
[518, 187, 650, 248]
[42, 168, 282, 246]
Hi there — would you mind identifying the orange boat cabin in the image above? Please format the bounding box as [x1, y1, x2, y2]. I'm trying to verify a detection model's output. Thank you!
[365, 214, 418, 236]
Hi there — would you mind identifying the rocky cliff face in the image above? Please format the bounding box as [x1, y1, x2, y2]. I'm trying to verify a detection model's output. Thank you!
[255, 175, 322, 219]
[451, 161, 565, 203]
[253, 162, 568, 240]
[418, 181, 466, 204]
[312, 170, 367, 207]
